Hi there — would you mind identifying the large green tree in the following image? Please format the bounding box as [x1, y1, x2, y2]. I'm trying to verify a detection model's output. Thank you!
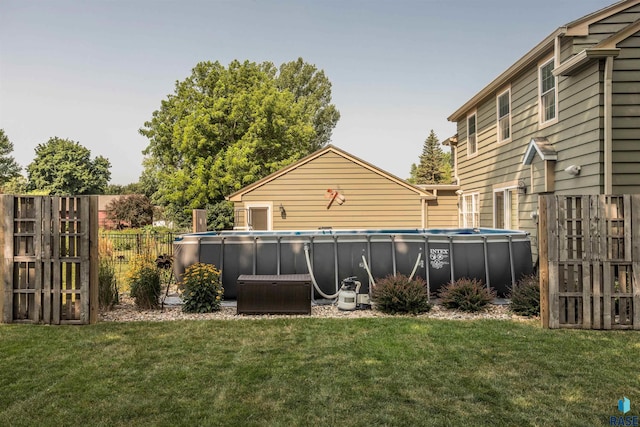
[140, 58, 339, 225]
[0, 129, 22, 188]
[409, 130, 452, 185]
[27, 137, 111, 195]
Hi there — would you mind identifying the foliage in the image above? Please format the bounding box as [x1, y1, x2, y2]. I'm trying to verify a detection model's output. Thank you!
[408, 130, 452, 184]
[372, 274, 432, 315]
[98, 258, 119, 310]
[0, 129, 22, 187]
[127, 254, 161, 309]
[207, 200, 234, 230]
[26, 137, 111, 195]
[104, 182, 145, 195]
[105, 194, 154, 228]
[140, 58, 339, 227]
[179, 263, 224, 313]
[509, 274, 540, 317]
[438, 277, 496, 312]
[0, 175, 28, 194]
[98, 235, 119, 309]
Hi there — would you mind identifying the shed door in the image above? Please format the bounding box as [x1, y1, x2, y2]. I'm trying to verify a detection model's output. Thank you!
[249, 207, 269, 230]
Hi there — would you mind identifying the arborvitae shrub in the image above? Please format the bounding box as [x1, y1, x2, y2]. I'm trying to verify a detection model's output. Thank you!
[98, 258, 119, 310]
[179, 263, 224, 313]
[508, 274, 540, 317]
[438, 277, 496, 312]
[372, 274, 432, 315]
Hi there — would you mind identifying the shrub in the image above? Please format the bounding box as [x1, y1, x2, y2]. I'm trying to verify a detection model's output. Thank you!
[127, 255, 161, 309]
[438, 277, 496, 312]
[179, 263, 224, 313]
[372, 274, 432, 315]
[509, 274, 540, 317]
[98, 258, 119, 310]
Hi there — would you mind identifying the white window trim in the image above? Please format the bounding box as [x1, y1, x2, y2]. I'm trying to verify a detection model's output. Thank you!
[538, 57, 558, 128]
[496, 87, 511, 144]
[466, 111, 478, 158]
[244, 202, 273, 231]
[459, 192, 479, 228]
[492, 186, 517, 229]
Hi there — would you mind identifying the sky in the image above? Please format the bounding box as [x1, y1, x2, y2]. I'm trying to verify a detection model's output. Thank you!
[0, 0, 616, 185]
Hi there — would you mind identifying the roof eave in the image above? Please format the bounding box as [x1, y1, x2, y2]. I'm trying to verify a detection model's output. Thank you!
[447, 28, 564, 123]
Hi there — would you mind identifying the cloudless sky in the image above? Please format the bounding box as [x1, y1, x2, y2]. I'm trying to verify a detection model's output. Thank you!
[1, 0, 615, 185]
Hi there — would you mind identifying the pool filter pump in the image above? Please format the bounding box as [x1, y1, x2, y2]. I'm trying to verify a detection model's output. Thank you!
[337, 277, 371, 311]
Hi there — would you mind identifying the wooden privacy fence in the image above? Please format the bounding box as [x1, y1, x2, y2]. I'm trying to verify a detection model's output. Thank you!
[1, 195, 98, 324]
[539, 194, 640, 329]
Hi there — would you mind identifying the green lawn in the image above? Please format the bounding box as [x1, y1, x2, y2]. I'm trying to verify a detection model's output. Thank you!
[0, 318, 637, 426]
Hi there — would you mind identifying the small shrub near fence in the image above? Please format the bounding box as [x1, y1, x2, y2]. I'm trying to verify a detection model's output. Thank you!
[509, 274, 540, 317]
[127, 255, 162, 309]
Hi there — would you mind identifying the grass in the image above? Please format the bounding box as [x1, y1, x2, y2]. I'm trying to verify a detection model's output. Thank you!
[0, 318, 638, 426]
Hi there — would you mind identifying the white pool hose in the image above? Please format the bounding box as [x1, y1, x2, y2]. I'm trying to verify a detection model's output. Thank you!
[361, 255, 376, 287]
[409, 251, 422, 281]
[304, 244, 340, 299]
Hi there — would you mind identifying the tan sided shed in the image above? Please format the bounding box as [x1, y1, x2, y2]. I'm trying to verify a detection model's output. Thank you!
[226, 145, 458, 230]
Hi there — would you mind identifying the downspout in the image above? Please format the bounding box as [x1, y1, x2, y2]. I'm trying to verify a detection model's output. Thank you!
[604, 55, 613, 194]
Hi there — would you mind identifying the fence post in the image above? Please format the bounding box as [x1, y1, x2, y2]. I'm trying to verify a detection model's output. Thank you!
[89, 196, 99, 324]
[632, 195, 640, 330]
[1, 195, 13, 323]
[193, 209, 207, 233]
[539, 195, 550, 328]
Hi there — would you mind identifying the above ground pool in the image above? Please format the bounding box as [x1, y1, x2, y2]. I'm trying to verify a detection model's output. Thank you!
[173, 228, 533, 298]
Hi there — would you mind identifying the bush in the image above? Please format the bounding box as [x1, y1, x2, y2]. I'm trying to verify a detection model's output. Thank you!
[98, 258, 119, 310]
[372, 274, 432, 315]
[509, 274, 540, 316]
[179, 263, 224, 313]
[438, 278, 496, 312]
[127, 255, 161, 309]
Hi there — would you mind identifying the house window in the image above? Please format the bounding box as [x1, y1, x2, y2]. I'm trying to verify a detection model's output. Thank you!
[494, 188, 518, 229]
[467, 113, 477, 156]
[460, 192, 479, 228]
[497, 89, 510, 142]
[539, 59, 556, 124]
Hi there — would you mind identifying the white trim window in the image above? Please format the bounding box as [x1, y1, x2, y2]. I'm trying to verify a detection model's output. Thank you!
[243, 202, 273, 230]
[539, 59, 557, 124]
[467, 112, 477, 157]
[460, 192, 479, 228]
[493, 188, 518, 229]
[497, 89, 511, 142]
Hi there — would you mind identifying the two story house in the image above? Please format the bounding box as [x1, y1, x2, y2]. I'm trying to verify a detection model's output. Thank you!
[446, 0, 640, 253]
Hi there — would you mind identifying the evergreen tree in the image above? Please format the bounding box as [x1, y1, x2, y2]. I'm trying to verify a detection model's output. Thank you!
[413, 130, 452, 184]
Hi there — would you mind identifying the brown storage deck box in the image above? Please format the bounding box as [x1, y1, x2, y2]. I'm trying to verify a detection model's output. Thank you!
[236, 274, 312, 315]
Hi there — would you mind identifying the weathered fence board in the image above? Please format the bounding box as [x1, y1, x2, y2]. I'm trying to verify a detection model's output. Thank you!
[0, 195, 98, 325]
[540, 195, 639, 330]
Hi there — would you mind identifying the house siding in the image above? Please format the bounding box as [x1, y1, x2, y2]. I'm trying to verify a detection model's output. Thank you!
[425, 190, 458, 228]
[612, 31, 640, 193]
[235, 150, 426, 230]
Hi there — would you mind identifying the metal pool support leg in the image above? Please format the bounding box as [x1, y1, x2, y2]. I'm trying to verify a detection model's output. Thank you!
[253, 237, 258, 274]
[448, 236, 455, 283]
[483, 236, 491, 289]
[276, 237, 282, 275]
[333, 235, 339, 294]
[508, 235, 516, 288]
[219, 237, 225, 273]
[424, 236, 431, 297]
[390, 235, 397, 276]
